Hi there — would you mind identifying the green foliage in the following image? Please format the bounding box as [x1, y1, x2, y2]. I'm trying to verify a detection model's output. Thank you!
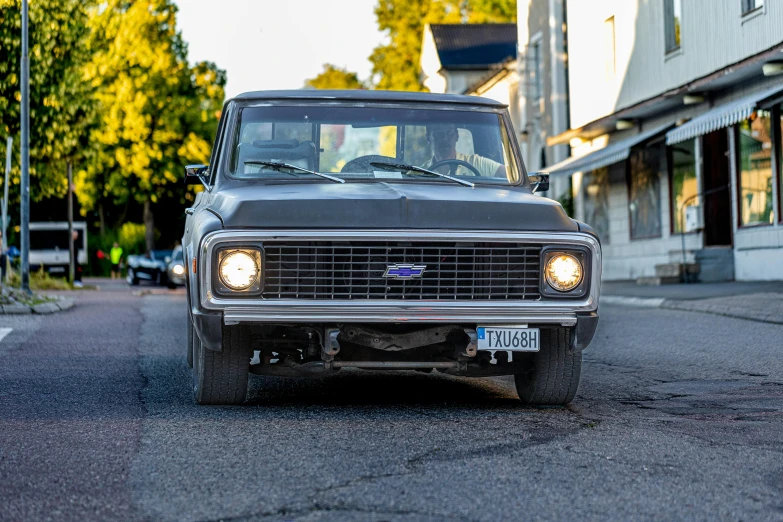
[305, 64, 365, 90]
[77, 0, 225, 220]
[370, 0, 517, 91]
[1, 0, 224, 253]
[117, 222, 147, 255]
[464, 0, 517, 23]
[0, 0, 95, 200]
[7, 266, 72, 291]
[557, 190, 574, 217]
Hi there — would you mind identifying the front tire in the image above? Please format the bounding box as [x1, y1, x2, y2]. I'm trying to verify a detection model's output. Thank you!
[186, 315, 194, 368]
[192, 325, 250, 405]
[514, 327, 581, 406]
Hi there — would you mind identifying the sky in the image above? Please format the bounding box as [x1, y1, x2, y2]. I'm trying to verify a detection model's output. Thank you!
[175, 0, 386, 99]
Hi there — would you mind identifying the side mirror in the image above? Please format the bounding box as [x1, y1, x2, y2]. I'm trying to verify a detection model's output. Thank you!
[185, 164, 208, 186]
[529, 172, 550, 194]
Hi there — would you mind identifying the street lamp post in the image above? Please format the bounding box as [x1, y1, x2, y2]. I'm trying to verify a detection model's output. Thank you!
[2, 137, 11, 255]
[20, 0, 30, 293]
[67, 162, 74, 284]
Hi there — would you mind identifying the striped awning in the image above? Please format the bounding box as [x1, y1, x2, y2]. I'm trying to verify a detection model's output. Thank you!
[666, 84, 783, 145]
[545, 124, 672, 176]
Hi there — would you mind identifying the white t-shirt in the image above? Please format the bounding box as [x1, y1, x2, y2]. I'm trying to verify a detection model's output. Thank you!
[422, 152, 502, 178]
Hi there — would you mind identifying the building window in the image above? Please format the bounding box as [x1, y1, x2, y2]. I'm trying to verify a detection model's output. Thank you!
[628, 142, 664, 239]
[583, 167, 611, 244]
[742, 0, 763, 15]
[529, 40, 543, 109]
[664, 0, 682, 53]
[738, 110, 775, 226]
[604, 16, 616, 81]
[670, 138, 698, 233]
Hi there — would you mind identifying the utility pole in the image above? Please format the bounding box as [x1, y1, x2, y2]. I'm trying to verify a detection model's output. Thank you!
[67, 162, 74, 284]
[2, 137, 11, 283]
[2, 137, 11, 255]
[20, 0, 30, 293]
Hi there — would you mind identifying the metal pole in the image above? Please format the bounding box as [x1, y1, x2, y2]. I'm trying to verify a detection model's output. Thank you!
[2, 137, 11, 254]
[2, 137, 10, 283]
[67, 162, 74, 283]
[20, 0, 30, 293]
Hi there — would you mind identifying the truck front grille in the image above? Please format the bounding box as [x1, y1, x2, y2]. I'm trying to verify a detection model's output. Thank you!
[261, 241, 541, 300]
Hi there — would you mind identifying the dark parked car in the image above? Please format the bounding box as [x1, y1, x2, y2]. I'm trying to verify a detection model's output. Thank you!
[183, 90, 601, 405]
[126, 250, 173, 286]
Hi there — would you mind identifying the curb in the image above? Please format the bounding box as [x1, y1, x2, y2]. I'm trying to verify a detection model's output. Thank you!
[601, 294, 783, 325]
[0, 297, 75, 316]
[661, 300, 783, 326]
[601, 296, 666, 308]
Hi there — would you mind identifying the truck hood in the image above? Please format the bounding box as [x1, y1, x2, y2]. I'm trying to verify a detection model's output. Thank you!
[207, 182, 578, 232]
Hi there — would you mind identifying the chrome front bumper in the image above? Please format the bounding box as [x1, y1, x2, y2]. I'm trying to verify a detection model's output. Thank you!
[196, 229, 601, 326]
[222, 303, 578, 326]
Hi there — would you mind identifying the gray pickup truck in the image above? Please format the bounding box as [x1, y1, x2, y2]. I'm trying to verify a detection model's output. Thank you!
[182, 90, 601, 406]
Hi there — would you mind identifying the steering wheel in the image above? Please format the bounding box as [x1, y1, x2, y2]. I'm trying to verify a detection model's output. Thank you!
[428, 159, 482, 177]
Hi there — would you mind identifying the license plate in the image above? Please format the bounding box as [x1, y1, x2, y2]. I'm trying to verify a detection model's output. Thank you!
[477, 327, 540, 352]
[48, 266, 65, 273]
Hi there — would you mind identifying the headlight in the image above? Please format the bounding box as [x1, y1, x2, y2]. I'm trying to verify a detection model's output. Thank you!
[545, 253, 583, 292]
[171, 264, 185, 276]
[219, 250, 260, 290]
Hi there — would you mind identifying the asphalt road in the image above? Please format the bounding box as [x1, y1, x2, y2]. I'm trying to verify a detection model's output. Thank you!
[1, 283, 782, 521]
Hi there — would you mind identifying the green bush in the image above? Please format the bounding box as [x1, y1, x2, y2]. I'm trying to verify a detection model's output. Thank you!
[118, 222, 147, 254]
[7, 267, 73, 290]
[557, 191, 574, 217]
[87, 222, 147, 276]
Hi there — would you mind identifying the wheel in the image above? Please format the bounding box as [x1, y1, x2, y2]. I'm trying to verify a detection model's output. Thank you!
[514, 327, 581, 406]
[186, 315, 194, 368]
[192, 324, 250, 405]
[168, 281, 177, 290]
[429, 158, 482, 177]
[127, 268, 139, 286]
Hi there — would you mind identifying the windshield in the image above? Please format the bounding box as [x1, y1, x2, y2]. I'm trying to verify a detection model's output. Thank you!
[30, 229, 84, 250]
[227, 105, 521, 184]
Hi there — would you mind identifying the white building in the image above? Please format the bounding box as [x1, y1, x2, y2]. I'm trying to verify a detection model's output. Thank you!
[420, 23, 517, 96]
[515, 0, 571, 203]
[545, 0, 783, 281]
[463, 58, 520, 134]
[420, 23, 526, 174]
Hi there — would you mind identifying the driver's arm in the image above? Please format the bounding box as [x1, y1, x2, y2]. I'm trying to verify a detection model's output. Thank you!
[468, 154, 503, 177]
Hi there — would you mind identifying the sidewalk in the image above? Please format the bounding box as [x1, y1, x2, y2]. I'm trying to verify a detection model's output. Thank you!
[601, 281, 783, 325]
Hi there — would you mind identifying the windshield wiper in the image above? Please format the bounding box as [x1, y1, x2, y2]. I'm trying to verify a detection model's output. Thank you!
[370, 161, 474, 188]
[243, 160, 345, 184]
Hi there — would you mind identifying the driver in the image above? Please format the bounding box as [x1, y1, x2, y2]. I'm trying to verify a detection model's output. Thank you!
[422, 124, 506, 178]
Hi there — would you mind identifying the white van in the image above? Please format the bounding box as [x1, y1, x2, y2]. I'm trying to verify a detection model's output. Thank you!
[29, 222, 88, 275]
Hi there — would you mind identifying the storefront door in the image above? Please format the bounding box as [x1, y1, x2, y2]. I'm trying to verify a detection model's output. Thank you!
[702, 130, 733, 246]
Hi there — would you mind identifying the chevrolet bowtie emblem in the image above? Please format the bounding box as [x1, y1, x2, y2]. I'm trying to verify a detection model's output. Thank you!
[383, 264, 426, 279]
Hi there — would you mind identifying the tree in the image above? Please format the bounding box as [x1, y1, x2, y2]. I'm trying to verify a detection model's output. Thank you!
[305, 64, 365, 90]
[78, 0, 225, 251]
[370, 0, 517, 91]
[464, 0, 517, 23]
[0, 0, 95, 201]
